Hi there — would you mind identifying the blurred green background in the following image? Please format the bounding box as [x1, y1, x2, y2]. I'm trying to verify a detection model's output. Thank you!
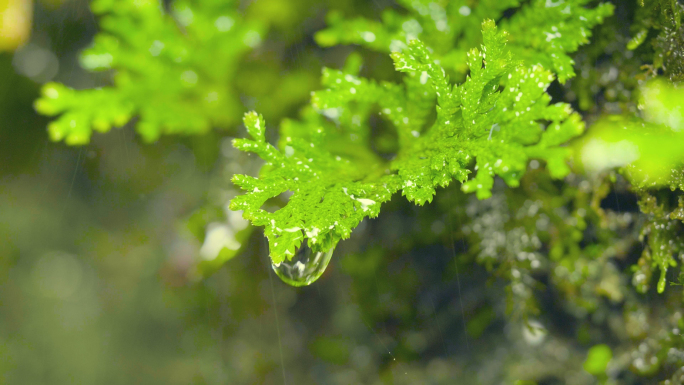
[2, 0, 683, 384]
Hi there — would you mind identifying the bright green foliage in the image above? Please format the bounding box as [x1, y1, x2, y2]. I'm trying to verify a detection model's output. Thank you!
[578, 79, 684, 189]
[229, 112, 395, 263]
[641, 78, 684, 133]
[389, 25, 584, 201]
[34, 0, 263, 144]
[232, 21, 585, 263]
[34, 84, 133, 144]
[315, 0, 519, 74]
[500, 0, 614, 82]
[315, 0, 613, 82]
[579, 116, 684, 190]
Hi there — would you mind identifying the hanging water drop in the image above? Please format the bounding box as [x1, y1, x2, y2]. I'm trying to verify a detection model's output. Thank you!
[271, 245, 334, 287]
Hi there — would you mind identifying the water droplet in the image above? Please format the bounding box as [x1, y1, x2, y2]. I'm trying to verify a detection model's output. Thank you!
[272, 246, 334, 287]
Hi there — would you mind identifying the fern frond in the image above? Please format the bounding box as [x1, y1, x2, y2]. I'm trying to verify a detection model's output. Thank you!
[233, 21, 585, 262]
[34, 0, 263, 144]
[316, 0, 612, 81]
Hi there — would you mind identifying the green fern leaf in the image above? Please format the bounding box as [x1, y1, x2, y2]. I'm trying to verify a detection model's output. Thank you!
[233, 20, 585, 262]
[34, 0, 263, 144]
[316, 0, 613, 82]
[229, 112, 398, 263]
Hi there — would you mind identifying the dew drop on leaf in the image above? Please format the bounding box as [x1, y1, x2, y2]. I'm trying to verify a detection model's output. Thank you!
[271, 246, 334, 287]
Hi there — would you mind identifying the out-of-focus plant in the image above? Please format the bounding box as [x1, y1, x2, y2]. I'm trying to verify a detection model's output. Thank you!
[627, 0, 683, 81]
[577, 79, 684, 294]
[316, 0, 613, 82]
[579, 80, 684, 188]
[33, 0, 264, 144]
